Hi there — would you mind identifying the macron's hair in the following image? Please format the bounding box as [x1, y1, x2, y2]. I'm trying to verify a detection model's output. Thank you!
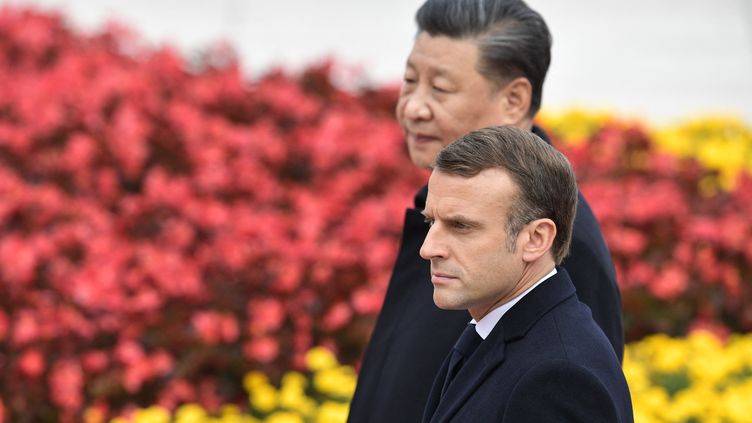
[435, 126, 577, 264]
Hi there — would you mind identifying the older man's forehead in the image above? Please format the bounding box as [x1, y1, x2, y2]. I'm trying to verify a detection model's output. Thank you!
[407, 34, 480, 71]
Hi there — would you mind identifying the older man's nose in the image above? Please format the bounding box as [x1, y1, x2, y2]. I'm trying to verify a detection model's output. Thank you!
[400, 90, 432, 121]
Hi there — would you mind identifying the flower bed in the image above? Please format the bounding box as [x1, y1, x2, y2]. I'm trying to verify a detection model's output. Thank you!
[112, 332, 752, 423]
[625, 331, 752, 422]
[539, 109, 752, 191]
[107, 347, 352, 423]
[0, 7, 422, 422]
[541, 110, 752, 340]
[2, 6, 752, 422]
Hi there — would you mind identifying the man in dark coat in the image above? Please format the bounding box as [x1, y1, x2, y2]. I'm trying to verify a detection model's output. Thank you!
[418, 126, 632, 422]
[348, 1, 624, 422]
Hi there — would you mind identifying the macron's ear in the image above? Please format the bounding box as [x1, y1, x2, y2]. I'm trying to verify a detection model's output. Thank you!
[520, 218, 556, 263]
[497, 77, 533, 127]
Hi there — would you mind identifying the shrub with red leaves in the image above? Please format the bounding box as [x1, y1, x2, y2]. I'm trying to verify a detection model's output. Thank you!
[550, 123, 752, 341]
[0, 7, 423, 422]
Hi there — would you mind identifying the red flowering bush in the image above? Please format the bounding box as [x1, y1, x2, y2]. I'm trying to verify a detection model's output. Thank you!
[0, 7, 424, 422]
[548, 121, 752, 341]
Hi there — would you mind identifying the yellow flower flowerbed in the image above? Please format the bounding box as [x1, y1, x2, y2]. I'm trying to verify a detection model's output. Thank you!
[538, 109, 752, 190]
[653, 116, 752, 190]
[113, 333, 752, 423]
[626, 331, 752, 422]
[109, 347, 354, 423]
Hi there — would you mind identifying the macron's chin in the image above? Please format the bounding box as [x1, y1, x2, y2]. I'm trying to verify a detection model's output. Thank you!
[432, 291, 451, 310]
[432, 288, 463, 311]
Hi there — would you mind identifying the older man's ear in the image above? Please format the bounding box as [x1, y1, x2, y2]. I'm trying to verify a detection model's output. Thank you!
[496, 77, 533, 128]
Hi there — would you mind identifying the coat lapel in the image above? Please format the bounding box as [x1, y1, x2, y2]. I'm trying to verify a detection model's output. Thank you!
[421, 351, 451, 423]
[426, 325, 508, 423]
[426, 269, 578, 423]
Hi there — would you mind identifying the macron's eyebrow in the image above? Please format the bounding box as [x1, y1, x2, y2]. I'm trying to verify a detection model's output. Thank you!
[445, 215, 479, 225]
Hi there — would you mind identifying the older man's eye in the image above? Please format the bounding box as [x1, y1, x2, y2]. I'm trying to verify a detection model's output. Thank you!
[432, 85, 450, 94]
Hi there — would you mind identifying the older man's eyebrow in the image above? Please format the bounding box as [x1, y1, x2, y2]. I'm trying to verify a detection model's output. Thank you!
[404, 59, 454, 78]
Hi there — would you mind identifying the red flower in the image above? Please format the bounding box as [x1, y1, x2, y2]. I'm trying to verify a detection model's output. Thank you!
[192, 311, 223, 346]
[11, 310, 40, 346]
[243, 337, 279, 363]
[649, 265, 689, 300]
[49, 359, 84, 411]
[322, 302, 352, 331]
[0, 236, 38, 287]
[247, 298, 285, 335]
[0, 311, 7, 342]
[18, 349, 45, 378]
[82, 351, 109, 374]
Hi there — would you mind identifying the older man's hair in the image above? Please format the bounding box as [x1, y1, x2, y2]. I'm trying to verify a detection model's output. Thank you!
[416, 0, 551, 117]
[434, 126, 577, 264]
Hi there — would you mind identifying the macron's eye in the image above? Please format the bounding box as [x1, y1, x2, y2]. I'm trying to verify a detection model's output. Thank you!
[451, 221, 469, 230]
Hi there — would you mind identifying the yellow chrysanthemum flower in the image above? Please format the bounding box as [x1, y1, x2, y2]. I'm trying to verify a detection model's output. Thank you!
[281, 371, 308, 391]
[174, 403, 207, 423]
[264, 411, 304, 423]
[315, 401, 349, 423]
[250, 384, 279, 414]
[305, 347, 338, 372]
[313, 366, 357, 398]
[244, 371, 270, 393]
[537, 108, 614, 146]
[132, 406, 171, 423]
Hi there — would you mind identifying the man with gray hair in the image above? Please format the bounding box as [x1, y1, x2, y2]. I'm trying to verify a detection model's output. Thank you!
[420, 126, 632, 422]
[348, 0, 624, 422]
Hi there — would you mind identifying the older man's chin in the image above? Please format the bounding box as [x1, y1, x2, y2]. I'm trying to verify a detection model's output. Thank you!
[407, 143, 443, 170]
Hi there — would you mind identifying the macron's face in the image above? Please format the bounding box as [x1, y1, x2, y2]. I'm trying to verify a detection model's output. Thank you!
[396, 32, 513, 169]
[420, 169, 526, 320]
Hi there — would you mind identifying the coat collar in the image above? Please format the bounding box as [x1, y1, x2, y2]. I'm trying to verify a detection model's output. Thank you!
[498, 267, 576, 342]
[414, 184, 428, 210]
[425, 268, 577, 423]
[532, 124, 551, 145]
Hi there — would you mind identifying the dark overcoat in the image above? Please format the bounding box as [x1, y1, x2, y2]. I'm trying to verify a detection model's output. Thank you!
[347, 126, 624, 423]
[422, 269, 633, 423]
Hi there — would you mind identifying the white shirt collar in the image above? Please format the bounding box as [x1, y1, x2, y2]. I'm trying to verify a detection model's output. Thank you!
[471, 268, 557, 339]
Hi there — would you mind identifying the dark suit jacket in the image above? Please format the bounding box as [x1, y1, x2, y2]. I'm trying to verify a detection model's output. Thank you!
[422, 269, 633, 423]
[347, 126, 623, 423]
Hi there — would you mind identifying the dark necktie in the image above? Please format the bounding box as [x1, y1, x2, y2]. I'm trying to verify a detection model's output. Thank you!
[441, 323, 482, 397]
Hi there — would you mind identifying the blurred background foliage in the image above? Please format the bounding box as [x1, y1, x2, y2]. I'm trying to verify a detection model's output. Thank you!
[1, 6, 751, 423]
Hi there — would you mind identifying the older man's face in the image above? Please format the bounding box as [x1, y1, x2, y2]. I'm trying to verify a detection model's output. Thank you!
[396, 32, 512, 169]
